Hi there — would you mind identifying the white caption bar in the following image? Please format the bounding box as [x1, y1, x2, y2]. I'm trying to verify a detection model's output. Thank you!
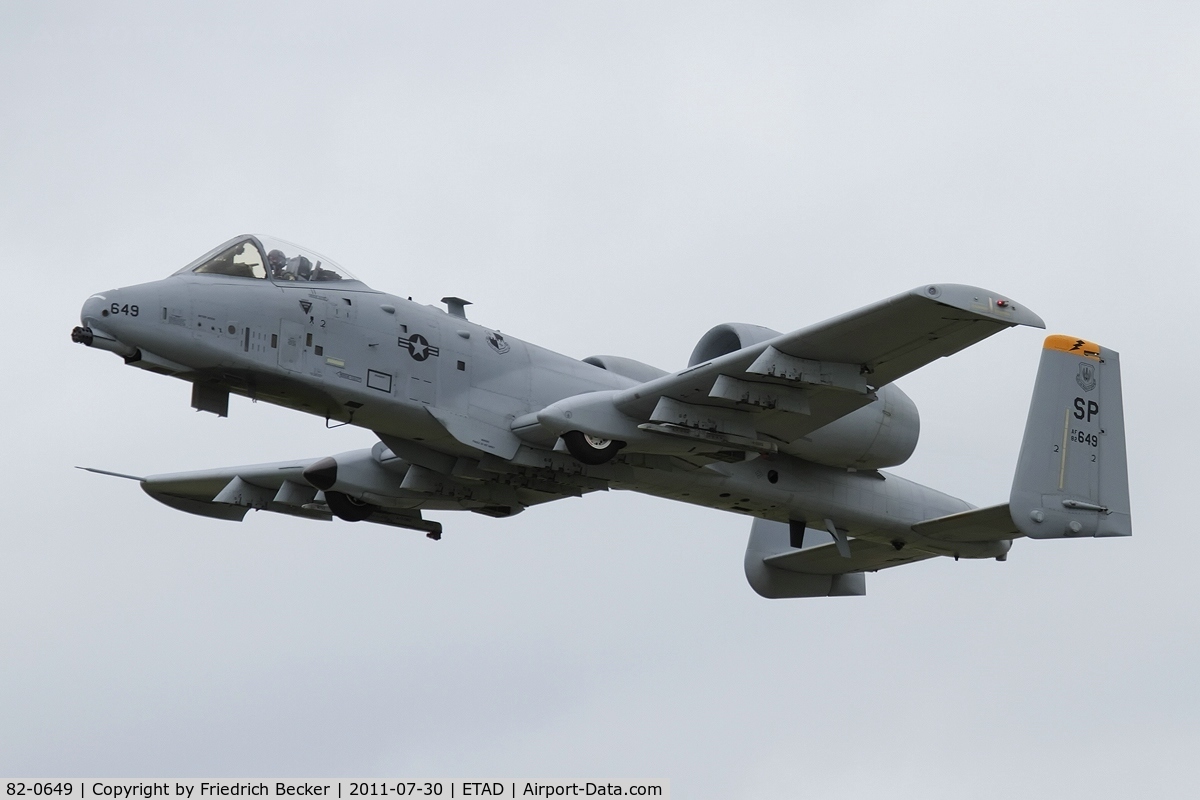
[2, 782, 669, 800]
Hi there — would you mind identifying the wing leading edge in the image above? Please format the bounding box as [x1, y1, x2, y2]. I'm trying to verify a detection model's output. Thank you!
[614, 283, 1044, 420]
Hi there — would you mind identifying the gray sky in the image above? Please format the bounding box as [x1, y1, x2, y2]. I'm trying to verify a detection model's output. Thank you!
[2, 2, 1197, 796]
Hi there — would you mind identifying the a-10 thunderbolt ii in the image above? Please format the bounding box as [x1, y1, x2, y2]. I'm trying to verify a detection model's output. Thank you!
[72, 234, 1131, 598]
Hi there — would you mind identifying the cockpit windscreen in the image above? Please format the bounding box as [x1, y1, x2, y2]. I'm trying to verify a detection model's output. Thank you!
[175, 235, 363, 285]
[191, 240, 267, 279]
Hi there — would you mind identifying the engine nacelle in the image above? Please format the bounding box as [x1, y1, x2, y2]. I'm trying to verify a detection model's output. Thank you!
[582, 355, 668, 383]
[689, 322, 919, 469]
[790, 384, 920, 469]
[689, 323, 783, 366]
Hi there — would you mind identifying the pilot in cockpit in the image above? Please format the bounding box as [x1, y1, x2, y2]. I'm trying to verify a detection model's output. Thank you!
[268, 249, 315, 281]
[177, 236, 356, 285]
[267, 249, 289, 279]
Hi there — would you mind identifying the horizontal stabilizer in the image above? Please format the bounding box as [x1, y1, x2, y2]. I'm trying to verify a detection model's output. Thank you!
[746, 518, 933, 598]
[911, 503, 1019, 543]
[906, 503, 1016, 560]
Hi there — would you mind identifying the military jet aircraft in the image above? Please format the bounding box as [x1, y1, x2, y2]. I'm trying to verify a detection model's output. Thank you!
[72, 234, 1131, 598]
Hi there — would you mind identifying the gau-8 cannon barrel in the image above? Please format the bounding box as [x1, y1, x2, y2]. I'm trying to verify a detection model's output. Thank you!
[71, 325, 136, 358]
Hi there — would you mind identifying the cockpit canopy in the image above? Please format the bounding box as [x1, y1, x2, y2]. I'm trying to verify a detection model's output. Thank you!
[174, 235, 366, 286]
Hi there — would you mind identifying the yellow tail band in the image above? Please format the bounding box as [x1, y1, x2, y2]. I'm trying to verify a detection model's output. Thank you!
[1044, 334, 1101, 361]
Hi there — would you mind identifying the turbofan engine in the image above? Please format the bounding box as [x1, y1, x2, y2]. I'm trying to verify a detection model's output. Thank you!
[689, 322, 920, 469]
[539, 321, 921, 469]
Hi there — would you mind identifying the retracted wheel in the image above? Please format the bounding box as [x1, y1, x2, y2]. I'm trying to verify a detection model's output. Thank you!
[324, 490, 376, 522]
[562, 430, 624, 465]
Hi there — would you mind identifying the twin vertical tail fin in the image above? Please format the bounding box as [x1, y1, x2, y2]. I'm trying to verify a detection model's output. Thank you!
[1010, 335, 1132, 539]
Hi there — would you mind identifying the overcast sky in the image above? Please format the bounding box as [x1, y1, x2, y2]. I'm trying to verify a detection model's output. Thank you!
[2, 2, 1197, 797]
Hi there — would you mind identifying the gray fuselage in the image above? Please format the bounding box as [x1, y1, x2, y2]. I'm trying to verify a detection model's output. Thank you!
[79, 261, 972, 549]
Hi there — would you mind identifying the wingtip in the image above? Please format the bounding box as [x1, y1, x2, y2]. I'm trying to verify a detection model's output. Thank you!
[913, 284, 1045, 329]
[76, 466, 145, 481]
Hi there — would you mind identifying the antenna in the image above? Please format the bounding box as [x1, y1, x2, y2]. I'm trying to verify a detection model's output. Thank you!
[441, 296, 472, 319]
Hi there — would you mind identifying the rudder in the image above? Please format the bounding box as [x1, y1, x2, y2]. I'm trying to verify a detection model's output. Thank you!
[1010, 335, 1131, 539]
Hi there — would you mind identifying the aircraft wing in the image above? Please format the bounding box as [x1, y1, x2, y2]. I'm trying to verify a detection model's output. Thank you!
[80, 457, 444, 535]
[611, 284, 1044, 448]
[79, 438, 610, 538]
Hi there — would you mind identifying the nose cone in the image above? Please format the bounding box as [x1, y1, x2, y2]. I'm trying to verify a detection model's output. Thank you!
[74, 291, 137, 357]
[80, 294, 107, 327]
[80, 288, 138, 340]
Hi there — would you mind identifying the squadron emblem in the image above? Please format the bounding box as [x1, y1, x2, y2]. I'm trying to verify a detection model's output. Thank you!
[486, 331, 510, 354]
[1076, 362, 1097, 392]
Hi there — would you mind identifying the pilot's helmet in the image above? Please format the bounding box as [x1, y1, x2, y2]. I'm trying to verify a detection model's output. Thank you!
[267, 249, 287, 271]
